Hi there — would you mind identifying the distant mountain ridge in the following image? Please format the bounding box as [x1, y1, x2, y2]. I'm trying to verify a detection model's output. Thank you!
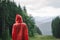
[33, 16, 56, 35]
[34, 16, 55, 24]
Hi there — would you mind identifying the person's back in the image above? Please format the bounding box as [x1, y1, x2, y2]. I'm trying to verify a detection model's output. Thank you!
[12, 14, 29, 40]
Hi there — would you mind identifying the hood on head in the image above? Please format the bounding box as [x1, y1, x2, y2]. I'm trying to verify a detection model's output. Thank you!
[15, 14, 23, 23]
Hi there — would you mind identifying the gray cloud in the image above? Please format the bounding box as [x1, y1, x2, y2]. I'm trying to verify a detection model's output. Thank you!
[13, 0, 60, 17]
[48, 0, 60, 8]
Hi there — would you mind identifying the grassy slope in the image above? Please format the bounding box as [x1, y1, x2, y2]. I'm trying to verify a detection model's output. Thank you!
[10, 34, 60, 40]
[29, 35, 60, 40]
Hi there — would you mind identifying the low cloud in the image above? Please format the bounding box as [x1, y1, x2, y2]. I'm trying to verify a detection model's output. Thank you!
[14, 0, 60, 17]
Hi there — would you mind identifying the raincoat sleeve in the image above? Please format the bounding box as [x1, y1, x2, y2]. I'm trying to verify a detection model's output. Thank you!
[12, 24, 17, 40]
[24, 24, 29, 40]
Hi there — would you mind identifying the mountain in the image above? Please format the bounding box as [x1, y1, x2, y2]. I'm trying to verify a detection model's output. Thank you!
[34, 16, 56, 35]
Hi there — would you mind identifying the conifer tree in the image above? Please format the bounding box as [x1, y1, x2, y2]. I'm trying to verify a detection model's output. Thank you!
[52, 16, 60, 38]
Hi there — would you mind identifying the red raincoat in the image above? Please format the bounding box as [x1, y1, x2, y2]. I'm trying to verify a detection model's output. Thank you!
[12, 14, 29, 40]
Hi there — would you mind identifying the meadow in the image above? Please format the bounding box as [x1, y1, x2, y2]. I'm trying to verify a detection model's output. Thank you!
[29, 34, 60, 40]
[1, 34, 59, 40]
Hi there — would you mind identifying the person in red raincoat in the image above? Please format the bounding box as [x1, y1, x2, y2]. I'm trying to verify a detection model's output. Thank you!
[12, 14, 29, 40]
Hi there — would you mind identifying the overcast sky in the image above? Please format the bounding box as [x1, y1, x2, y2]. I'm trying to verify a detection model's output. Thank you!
[12, 0, 60, 17]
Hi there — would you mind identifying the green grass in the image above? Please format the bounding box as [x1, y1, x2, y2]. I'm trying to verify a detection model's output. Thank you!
[29, 35, 60, 40]
[10, 34, 60, 40]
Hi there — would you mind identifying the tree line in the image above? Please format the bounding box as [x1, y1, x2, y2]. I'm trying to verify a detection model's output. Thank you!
[0, 0, 42, 40]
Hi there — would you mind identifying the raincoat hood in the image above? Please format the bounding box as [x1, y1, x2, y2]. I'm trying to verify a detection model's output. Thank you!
[15, 14, 23, 23]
